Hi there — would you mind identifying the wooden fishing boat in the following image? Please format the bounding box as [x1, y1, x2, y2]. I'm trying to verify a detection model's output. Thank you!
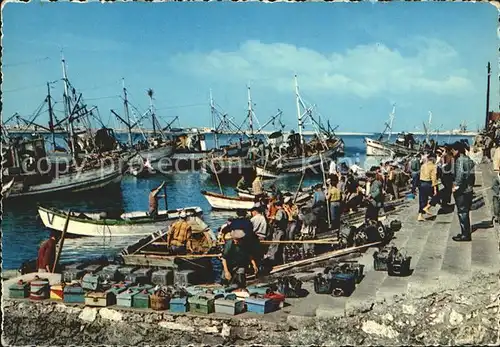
[37, 205, 204, 237]
[200, 190, 255, 210]
[255, 164, 281, 179]
[235, 187, 312, 205]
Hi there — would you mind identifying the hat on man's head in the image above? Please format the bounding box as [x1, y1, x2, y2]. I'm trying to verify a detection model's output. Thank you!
[230, 229, 245, 240]
[236, 209, 247, 217]
[179, 210, 187, 218]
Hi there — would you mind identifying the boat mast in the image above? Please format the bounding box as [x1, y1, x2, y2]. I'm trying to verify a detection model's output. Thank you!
[295, 75, 304, 146]
[148, 88, 156, 137]
[61, 52, 76, 158]
[485, 61, 491, 130]
[47, 82, 57, 150]
[247, 85, 254, 136]
[387, 104, 396, 141]
[122, 78, 133, 147]
[210, 89, 219, 148]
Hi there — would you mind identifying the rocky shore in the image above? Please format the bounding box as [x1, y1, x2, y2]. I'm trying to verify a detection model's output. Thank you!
[3, 271, 498, 346]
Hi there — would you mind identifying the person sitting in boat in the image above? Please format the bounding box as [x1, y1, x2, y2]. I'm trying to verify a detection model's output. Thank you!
[252, 175, 264, 197]
[37, 231, 57, 273]
[221, 229, 260, 288]
[148, 182, 166, 219]
[166, 210, 193, 255]
[236, 176, 249, 191]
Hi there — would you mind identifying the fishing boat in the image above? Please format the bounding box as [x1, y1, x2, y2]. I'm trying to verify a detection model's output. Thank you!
[235, 187, 312, 205]
[37, 205, 204, 237]
[111, 83, 174, 170]
[255, 164, 281, 179]
[365, 105, 421, 157]
[200, 190, 255, 210]
[1, 56, 132, 199]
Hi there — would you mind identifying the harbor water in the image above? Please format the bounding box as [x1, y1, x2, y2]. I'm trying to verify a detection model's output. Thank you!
[1, 133, 474, 270]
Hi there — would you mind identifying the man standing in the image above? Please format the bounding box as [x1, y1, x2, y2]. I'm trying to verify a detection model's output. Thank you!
[451, 142, 475, 242]
[167, 211, 193, 254]
[149, 182, 166, 219]
[250, 205, 268, 240]
[418, 153, 439, 221]
[221, 229, 259, 288]
[252, 175, 264, 196]
[409, 154, 420, 195]
[37, 231, 57, 273]
[326, 175, 342, 233]
[365, 171, 384, 223]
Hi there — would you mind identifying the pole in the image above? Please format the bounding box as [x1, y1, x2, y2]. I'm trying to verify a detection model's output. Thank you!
[295, 75, 304, 147]
[247, 85, 254, 136]
[47, 82, 57, 151]
[52, 209, 72, 273]
[123, 78, 133, 147]
[163, 183, 168, 211]
[61, 52, 76, 158]
[485, 62, 491, 130]
[210, 89, 219, 149]
[319, 152, 331, 227]
[293, 168, 307, 204]
[211, 158, 224, 195]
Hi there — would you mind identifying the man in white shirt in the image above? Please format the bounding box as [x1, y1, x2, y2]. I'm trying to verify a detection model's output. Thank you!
[250, 205, 268, 240]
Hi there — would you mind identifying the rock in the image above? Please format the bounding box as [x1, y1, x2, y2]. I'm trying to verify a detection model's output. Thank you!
[449, 309, 464, 326]
[402, 304, 417, 315]
[221, 323, 231, 338]
[361, 320, 399, 339]
[200, 326, 219, 334]
[430, 310, 446, 325]
[78, 307, 97, 323]
[158, 321, 195, 332]
[287, 315, 315, 330]
[410, 321, 416, 327]
[99, 308, 123, 322]
[383, 313, 394, 322]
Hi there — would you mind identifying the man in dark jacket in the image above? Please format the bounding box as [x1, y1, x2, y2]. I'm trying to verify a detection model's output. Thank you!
[37, 231, 57, 272]
[451, 141, 475, 242]
[365, 171, 384, 222]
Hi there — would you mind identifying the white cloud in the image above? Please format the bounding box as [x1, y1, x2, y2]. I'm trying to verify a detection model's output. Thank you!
[170, 38, 473, 99]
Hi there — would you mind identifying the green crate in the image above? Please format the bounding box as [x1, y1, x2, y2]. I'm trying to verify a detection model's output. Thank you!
[189, 295, 215, 315]
[9, 281, 30, 298]
[132, 289, 154, 309]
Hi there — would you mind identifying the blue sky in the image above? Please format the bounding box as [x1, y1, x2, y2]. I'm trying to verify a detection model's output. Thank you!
[2, 1, 498, 133]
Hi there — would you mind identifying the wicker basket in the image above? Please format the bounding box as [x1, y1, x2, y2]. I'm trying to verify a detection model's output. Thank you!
[150, 291, 171, 311]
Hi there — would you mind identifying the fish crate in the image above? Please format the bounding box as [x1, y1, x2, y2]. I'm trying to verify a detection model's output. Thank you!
[50, 284, 64, 301]
[151, 268, 174, 286]
[150, 290, 172, 311]
[132, 289, 154, 309]
[125, 268, 152, 285]
[245, 297, 275, 314]
[30, 279, 50, 300]
[117, 266, 138, 277]
[85, 291, 114, 307]
[98, 265, 123, 282]
[62, 267, 86, 283]
[83, 264, 104, 274]
[335, 262, 365, 284]
[388, 252, 412, 277]
[185, 286, 206, 297]
[373, 246, 397, 271]
[189, 295, 215, 315]
[82, 273, 102, 291]
[174, 269, 196, 286]
[263, 292, 286, 309]
[214, 294, 245, 316]
[313, 273, 334, 295]
[116, 289, 140, 308]
[169, 297, 189, 313]
[246, 285, 272, 296]
[8, 280, 30, 299]
[331, 273, 356, 297]
[63, 284, 85, 304]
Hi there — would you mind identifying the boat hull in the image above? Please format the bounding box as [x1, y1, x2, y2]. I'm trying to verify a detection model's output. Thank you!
[365, 137, 394, 156]
[38, 206, 204, 237]
[201, 190, 255, 210]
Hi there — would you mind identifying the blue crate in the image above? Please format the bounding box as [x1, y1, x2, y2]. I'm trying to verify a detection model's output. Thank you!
[245, 297, 275, 314]
[169, 297, 189, 313]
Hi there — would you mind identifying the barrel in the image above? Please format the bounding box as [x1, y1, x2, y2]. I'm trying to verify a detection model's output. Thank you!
[30, 279, 50, 300]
